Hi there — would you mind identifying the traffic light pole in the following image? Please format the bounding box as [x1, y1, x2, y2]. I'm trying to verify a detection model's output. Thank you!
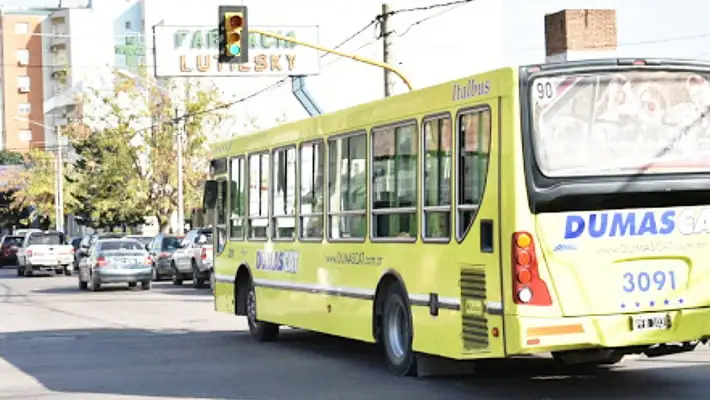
[249, 28, 413, 91]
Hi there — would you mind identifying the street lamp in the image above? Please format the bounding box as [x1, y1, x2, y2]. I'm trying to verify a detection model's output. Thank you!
[114, 69, 186, 235]
[14, 117, 65, 233]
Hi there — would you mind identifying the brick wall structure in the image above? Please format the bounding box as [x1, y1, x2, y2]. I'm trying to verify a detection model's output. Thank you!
[544, 9, 618, 61]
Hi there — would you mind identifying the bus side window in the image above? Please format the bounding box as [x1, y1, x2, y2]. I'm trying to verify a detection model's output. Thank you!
[272, 146, 297, 241]
[300, 141, 324, 240]
[328, 133, 367, 240]
[229, 156, 246, 241]
[248, 153, 270, 240]
[422, 116, 452, 240]
[457, 108, 491, 239]
[371, 122, 418, 240]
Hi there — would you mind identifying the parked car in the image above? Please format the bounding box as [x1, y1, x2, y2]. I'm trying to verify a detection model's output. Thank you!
[77, 238, 152, 291]
[125, 235, 153, 250]
[147, 234, 182, 281]
[172, 227, 213, 288]
[0, 235, 24, 267]
[16, 231, 74, 276]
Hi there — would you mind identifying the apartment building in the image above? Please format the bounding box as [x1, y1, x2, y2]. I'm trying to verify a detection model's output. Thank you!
[0, 12, 47, 152]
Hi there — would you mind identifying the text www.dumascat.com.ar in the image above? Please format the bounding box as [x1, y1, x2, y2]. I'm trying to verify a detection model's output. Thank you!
[325, 251, 383, 266]
[594, 241, 706, 255]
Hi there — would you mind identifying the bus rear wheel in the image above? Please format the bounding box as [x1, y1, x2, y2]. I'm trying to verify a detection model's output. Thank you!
[382, 285, 417, 376]
[246, 282, 279, 342]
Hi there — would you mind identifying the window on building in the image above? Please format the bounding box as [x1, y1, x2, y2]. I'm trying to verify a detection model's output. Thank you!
[18, 130, 32, 142]
[328, 133, 366, 240]
[125, 21, 131, 30]
[371, 122, 418, 239]
[248, 152, 269, 239]
[229, 156, 245, 240]
[17, 76, 30, 92]
[457, 108, 492, 238]
[272, 147, 296, 240]
[16, 49, 29, 65]
[300, 141, 324, 240]
[18, 103, 31, 115]
[422, 116, 453, 240]
[15, 22, 28, 34]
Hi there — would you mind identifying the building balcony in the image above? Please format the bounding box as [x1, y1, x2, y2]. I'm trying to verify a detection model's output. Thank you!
[44, 80, 85, 116]
[50, 34, 68, 50]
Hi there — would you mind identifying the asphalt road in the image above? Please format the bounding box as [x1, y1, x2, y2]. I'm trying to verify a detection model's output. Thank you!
[1, 267, 709, 400]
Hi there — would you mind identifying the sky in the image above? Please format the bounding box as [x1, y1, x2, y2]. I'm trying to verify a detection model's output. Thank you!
[139, 0, 710, 137]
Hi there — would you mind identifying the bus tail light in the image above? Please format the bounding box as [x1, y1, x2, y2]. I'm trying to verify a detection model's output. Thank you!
[512, 232, 552, 306]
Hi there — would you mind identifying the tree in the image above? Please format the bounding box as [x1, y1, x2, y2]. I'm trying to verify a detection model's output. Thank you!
[66, 126, 146, 230]
[0, 150, 23, 165]
[8, 149, 77, 228]
[70, 69, 226, 232]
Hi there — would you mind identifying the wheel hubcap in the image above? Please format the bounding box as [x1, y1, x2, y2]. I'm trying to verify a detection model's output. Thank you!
[386, 302, 408, 362]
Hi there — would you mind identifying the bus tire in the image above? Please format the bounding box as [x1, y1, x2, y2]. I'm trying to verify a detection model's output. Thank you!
[382, 284, 417, 377]
[246, 282, 279, 342]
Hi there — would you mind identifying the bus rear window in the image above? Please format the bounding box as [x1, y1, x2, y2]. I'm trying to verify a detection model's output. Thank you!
[530, 70, 710, 177]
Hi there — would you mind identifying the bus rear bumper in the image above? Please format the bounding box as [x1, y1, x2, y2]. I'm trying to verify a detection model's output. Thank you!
[506, 307, 710, 355]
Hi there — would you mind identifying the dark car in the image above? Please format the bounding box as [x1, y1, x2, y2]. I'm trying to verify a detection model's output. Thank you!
[147, 234, 183, 281]
[0, 235, 24, 266]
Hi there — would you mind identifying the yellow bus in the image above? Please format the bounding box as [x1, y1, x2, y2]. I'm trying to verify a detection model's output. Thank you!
[202, 58, 710, 376]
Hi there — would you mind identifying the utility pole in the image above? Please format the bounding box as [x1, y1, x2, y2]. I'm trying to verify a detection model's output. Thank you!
[381, 3, 395, 97]
[55, 125, 64, 233]
[175, 107, 185, 235]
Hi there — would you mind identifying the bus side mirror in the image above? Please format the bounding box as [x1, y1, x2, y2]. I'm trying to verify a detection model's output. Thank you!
[203, 180, 218, 210]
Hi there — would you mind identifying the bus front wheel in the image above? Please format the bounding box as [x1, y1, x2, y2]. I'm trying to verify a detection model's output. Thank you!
[382, 285, 417, 376]
[246, 282, 279, 342]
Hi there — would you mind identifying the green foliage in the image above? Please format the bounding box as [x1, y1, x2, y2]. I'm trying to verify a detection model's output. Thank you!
[0, 150, 23, 165]
[66, 69, 225, 231]
[67, 125, 146, 229]
[8, 149, 74, 227]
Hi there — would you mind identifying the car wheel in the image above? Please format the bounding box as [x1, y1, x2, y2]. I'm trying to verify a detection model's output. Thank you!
[88, 274, 100, 292]
[152, 264, 160, 281]
[246, 281, 279, 341]
[192, 261, 205, 288]
[128, 282, 137, 288]
[64, 266, 71, 276]
[141, 280, 151, 290]
[171, 263, 183, 285]
[23, 265, 33, 277]
[382, 284, 418, 377]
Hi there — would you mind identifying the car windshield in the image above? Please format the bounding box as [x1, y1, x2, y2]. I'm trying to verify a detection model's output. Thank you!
[99, 240, 144, 251]
[530, 70, 710, 177]
[28, 233, 65, 245]
[162, 236, 181, 250]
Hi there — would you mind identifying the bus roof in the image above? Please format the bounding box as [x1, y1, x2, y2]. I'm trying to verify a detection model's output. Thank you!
[210, 66, 516, 159]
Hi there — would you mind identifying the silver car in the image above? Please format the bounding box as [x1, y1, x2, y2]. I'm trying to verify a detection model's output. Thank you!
[78, 239, 152, 291]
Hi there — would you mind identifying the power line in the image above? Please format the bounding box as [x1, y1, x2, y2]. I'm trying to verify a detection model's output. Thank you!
[396, 1, 471, 37]
[388, 0, 474, 15]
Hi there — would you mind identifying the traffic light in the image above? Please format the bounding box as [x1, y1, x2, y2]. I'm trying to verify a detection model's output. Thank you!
[218, 5, 249, 64]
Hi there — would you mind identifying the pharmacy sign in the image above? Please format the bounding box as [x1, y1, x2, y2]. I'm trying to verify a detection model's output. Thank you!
[153, 25, 320, 77]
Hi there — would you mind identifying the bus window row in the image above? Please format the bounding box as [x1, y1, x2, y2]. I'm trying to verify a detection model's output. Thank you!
[220, 106, 492, 243]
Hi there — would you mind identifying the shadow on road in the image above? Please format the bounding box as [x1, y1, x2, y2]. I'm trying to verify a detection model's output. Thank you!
[1, 327, 709, 399]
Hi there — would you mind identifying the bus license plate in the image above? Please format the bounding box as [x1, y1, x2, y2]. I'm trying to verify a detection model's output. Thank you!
[631, 313, 670, 331]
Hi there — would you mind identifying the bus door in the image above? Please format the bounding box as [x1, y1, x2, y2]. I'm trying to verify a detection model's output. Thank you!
[454, 99, 505, 357]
